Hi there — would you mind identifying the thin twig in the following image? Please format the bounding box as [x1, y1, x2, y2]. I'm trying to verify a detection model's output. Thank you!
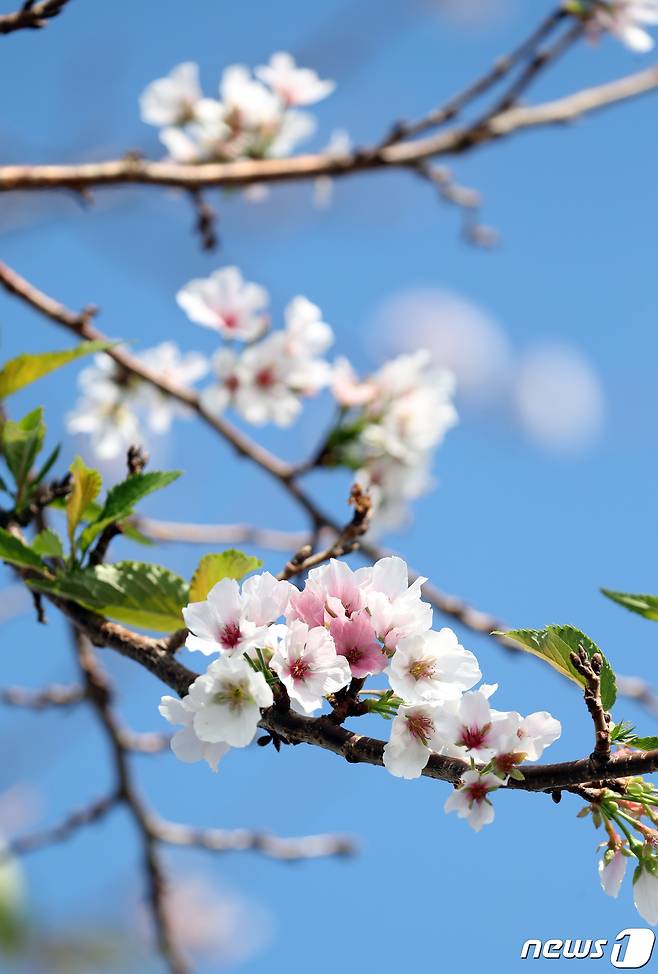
[153, 819, 355, 860]
[0, 683, 83, 709]
[570, 646, 612, 774]
[9, 792, 118, 855]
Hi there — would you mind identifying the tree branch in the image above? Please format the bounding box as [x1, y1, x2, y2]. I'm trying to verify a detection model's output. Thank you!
[0, 0, 71, 36]
[0, 682, 83, 709]
[0, 64, 656, 194]
[152, 819, 355, 861]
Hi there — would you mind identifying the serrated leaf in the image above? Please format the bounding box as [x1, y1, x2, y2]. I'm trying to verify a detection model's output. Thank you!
[66, 457, 102, 546]
[79, 470, 180, 552]
[630, 736, 658, 751]
[30, 560, 188, 632]
[601, 589, 658, 622]
[189, 550, 263, 602]
[32, 529, 64, 559]
[498, 624, 617, 711]
[1, 407, 45, 495]
[0, 528, 48, 572]
[0, 342, 110, 399]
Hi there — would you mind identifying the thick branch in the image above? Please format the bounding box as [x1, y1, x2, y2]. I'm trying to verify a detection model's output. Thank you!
[0, 65, 656, 193]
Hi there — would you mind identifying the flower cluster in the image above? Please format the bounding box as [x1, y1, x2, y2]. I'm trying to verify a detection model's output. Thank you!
[587, 774, 658, 926]
[140, 54, 334, 164]
[178, 266, 334, 427]
[67, 342, 208, 460]
[159, 555, 560, 838]
[568, 0, 658, 50]
[329, 351, 458, 530]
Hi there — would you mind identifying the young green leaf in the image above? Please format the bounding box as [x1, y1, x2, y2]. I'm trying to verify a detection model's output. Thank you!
[30, 560, 189, 633]
[601, 589, 658, 622]
[79, 470, 181, 552]
[629, 736, 658, 751]
[0, 528, 48, 572]
[0, 341, 111, 399]
[31, 529, 64, 559]
[66, 457, 102, 547]
[498, 624, 617, 711]
[1, 407, 45, 497]
[189, 549, 263, 602]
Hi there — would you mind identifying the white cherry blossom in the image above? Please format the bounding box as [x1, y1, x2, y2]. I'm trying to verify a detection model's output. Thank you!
[383, 703, 443, 779]
[387, 628, 481, 705]
[633, 864, 658, 925]
[177, 266, 269, 341]
[220, 64, 280, 129]
[599, 849, 627, 899]
[270, 620, 351, 714]
[183, 573, 292, 657]
[434, 690, 510, 763]
[444, 770, 502, 831]
[591, 1, 658, 52]
[255, 53, 335, 106]
[159, 695, 229, 771]
[288, 558, 372, 628]
[186, 654, 273, 747]
[140, 62, 203, 126]
[364, 556, 432, 653]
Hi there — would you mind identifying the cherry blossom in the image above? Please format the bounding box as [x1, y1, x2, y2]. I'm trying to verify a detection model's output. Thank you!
[434, 690, 510, 763]
[159, 695, 229, 771]
[255, 53, 335, 106]
[329, 611, 387, 678]
[633, 863, 658, 925]
[67, 343, 207, 459]
[288, 558, 371, 628]
[364, 556, 432, 653]
[185, 655, 273, 748]
[444, 770, 502, 832]
[177, 266, 269, 341]
[270, 620, 351, 714]
[599, 848, 627, 898]
[383, 703, 443, 779]
[140, 62, 203, 126]
[183, 574, 292, 657]
[387, 628, 481, 705]
[501, 710, 562, 762]
[589, 0, 658, 51]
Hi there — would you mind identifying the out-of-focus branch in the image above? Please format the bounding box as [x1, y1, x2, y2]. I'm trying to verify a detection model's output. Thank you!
[135, 516, 310, 552]
[0, 0, 71, 35]
[379, 6, 567, 145]
[153, 819, 355, 860]
[0, 683, 83, 709]
[616, 675, 658, 719]
[0, 65, 657, 194]
[9, 792, 117, 855]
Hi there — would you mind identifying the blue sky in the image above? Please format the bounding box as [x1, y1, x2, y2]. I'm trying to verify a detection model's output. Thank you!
[1, 0, 658, 970]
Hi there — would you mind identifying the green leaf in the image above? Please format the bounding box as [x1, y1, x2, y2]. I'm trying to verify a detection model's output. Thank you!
[0, 342, 110, 399]
[66, 457, 102, 546]
[32, 529, 64, 559]
[1, 407, 45, 495]
[601, 589, 658, 622]
[630, 736, 658, 751]
[498, 624, 617, 711]
[189, 549, 262, 602]
[32, 443, 61, 487]
[0, 528, 48, 572]
[79, 470, 180, 552]
[30, 561, 189, 632]
[120, 522, 154, 546]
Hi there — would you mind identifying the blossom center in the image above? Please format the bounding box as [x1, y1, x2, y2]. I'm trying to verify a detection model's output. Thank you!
[255, 366, 276, 389]
[225, 374, 240, 393]
[213, 680, 253, 710]
[465, 780, 489, 804]
[221, 310, 238, 330]
[408, 659, 435, 681]
[219, 622, 242, 649]
[458, 723, 491, 751]
[406, 713, 434, 746]
[289, 657, 310, 681]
